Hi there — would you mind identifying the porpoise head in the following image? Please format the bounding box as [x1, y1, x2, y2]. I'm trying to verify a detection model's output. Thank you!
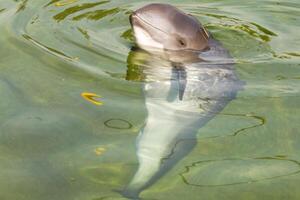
[130, 3, 209, 52]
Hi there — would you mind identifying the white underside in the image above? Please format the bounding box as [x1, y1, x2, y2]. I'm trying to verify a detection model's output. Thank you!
[134, 26, 164, 49]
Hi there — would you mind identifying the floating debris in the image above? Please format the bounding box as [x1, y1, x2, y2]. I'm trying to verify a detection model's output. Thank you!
[81, 92, 103, 106]
[94, 147, 106, 156]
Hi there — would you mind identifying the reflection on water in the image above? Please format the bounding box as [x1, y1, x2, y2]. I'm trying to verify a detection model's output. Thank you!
[0, 0, 300, 200]
[53, 0, 79, 7]
[72, 8, 121, 21]
[16, 0, 28, 13]
[196, 12, 277, 42]
[52, 1, 110, 22]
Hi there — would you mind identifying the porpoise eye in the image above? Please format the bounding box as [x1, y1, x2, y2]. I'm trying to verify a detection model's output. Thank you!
[178, 39, 186, 47]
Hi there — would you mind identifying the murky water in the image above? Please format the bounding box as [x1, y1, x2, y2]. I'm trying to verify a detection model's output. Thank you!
[0, 0, 299, 199]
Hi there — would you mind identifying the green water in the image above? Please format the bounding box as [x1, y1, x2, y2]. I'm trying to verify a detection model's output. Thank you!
[0, 0, 300, 199]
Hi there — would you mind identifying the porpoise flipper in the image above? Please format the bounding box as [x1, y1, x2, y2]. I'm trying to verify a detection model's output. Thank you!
[167, 64, 187, 101]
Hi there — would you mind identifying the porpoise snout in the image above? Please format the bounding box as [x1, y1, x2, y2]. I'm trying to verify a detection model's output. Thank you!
[129, 12, 146, 29]
[129, 12, 136, 27]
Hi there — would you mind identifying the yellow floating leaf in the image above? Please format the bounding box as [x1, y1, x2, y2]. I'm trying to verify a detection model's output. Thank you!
[81, 92, 103, 106]
[94, 147, 106, 156]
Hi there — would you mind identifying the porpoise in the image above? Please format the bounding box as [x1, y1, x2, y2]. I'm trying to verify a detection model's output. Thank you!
[123, 3, 243, 199]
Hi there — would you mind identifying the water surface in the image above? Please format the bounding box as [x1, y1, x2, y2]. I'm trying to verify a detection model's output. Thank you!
[0, 0, 300, 199]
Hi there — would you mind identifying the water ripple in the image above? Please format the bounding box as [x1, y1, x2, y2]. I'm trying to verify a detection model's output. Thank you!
[180, 156, 300, 187]
[22, 34, 78, 61]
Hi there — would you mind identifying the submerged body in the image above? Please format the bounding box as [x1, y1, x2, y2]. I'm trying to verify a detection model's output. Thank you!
[124, 3, 243, 199]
